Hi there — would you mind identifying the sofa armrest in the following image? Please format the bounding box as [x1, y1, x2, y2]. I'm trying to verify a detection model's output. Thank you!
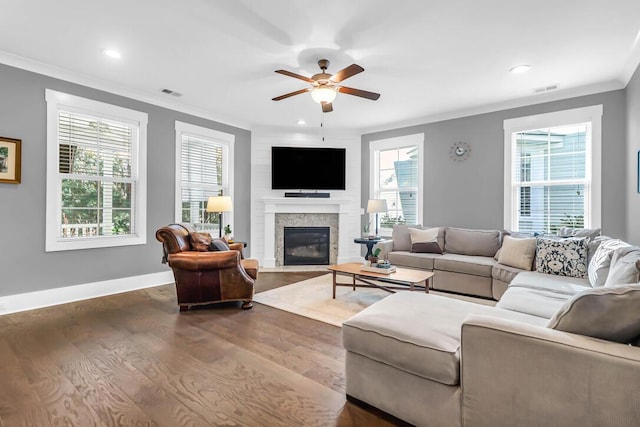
[461, 314, 640, 427]
[373, 240, 394, 260]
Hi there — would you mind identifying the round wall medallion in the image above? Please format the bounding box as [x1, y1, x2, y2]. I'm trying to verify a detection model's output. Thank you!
[449, 142, 471, 161]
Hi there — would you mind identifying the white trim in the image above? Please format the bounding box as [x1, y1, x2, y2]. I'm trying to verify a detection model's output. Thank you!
[369, 134, 424, 230]
[174, 121, 235, 232]
[45, 89, 148, 251]
[0, 271, 174, 316]
[503, 104, 603, 231]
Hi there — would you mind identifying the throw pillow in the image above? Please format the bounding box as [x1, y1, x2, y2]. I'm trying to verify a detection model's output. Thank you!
[409, 227, 443, 254]
[209, 238, 231, 252]
[391, 224, 423, 251]
[497, 236, 537, 270]
[604, 246, 640, 287]
[535, 237, 588, 278]
[189, 232, 213, 252]
[547, 284, 640, 344]
[588, 238, 631, 287]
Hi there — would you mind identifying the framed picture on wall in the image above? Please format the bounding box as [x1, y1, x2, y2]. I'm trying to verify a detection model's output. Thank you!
[0, 137, 22, 184]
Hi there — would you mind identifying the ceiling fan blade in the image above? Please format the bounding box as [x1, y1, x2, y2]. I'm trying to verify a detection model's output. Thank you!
[330, 64, 364, 83]
[322, 102, 333, 113]
[275, 69, 314, 83]
[337, 86, 380, 100]
[272, 88, 312, 101]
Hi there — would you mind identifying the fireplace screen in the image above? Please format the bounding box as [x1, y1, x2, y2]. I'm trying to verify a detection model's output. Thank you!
[283, 226, 330, 265]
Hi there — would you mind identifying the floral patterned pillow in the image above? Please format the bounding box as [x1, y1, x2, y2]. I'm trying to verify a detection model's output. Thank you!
[536, 237, 588, 278]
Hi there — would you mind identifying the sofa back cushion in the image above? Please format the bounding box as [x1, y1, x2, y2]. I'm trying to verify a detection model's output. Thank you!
[547, 284, 640, 343]
[588, 238, 631, 287]
[409, 227, 443, 254]
[444, 228, 501, 257]
[604, 246, 640, 287]
[497, 235, 536, 270]
[391, 224, 422, 251]
[535, 237, 587, 279]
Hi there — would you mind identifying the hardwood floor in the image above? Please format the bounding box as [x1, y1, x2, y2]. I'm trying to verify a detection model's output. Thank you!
[0, 272, 402, 426]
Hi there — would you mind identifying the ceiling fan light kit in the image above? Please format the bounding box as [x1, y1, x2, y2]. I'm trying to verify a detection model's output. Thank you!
[272, 59, 380, 113]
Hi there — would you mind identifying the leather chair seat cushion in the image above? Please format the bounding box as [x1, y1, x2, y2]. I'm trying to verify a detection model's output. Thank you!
[342, 292, 546, 386]
[241, 258, 259, 279]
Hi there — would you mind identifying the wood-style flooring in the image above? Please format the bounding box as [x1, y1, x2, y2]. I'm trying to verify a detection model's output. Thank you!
[0, 271, 401, 427]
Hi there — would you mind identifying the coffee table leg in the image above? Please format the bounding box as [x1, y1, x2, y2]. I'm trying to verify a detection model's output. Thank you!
[352, 274, 356, 291]
[332, 271, 337, 299]
[425, 277, 430, 293]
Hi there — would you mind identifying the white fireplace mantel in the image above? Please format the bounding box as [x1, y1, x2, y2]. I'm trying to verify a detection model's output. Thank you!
[262, 197, 352, 268]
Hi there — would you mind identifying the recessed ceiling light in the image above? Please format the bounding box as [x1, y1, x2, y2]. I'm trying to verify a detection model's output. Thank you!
[510, 64, 531, 74]
[102, 48, 121, 59]
[297, 119, 306, 125]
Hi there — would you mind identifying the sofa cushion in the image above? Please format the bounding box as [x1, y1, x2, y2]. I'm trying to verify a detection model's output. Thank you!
[434, 254, 494, 277]
[409, 227, 443, 254]
[588, 238, 631, 287]
[508, 271, 590, 295]
[392, 224, 423, 251]
[535, 237, 588, 278]
[342, 292, 546, 386]
[444, 228, 501, 257]
[189, 232, 213, 252]
[497, 236, 536, 270]
[547, 284, 640, 343]
[604, 246, 640, 287]
[496, 287, 571, 319]
[388, 251, 439, 270]
[491, 263, 523, 285]
[556, 227, 601, 239]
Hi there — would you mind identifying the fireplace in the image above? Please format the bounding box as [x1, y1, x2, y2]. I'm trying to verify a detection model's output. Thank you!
[283, 226, 330, 265]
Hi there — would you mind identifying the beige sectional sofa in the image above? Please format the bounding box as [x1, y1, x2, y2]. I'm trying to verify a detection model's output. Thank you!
[344, 226, 640, 426]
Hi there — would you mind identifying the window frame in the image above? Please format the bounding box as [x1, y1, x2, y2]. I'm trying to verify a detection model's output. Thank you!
[45, 89, 148, 252]
[174, 121, 235, 233]
[503, 105, 602, 231]
[369, 133, 424, 236]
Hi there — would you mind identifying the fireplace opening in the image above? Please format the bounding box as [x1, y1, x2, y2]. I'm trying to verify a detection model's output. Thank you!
[283, 226, 330, 265]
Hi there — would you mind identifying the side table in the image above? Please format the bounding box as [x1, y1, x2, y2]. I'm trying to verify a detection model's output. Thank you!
[353, 237, 389, 260]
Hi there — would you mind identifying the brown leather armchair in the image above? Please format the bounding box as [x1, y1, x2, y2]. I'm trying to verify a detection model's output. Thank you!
[156, 224, 257, 311]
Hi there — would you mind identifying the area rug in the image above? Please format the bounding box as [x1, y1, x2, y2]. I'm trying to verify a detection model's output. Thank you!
[253, 273, 494, 327]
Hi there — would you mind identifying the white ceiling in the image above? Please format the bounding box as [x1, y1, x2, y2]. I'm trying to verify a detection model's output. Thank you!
[2, 0, 640, 133]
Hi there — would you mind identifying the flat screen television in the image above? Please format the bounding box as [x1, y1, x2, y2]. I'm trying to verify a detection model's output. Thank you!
[271, 146, 346, 190]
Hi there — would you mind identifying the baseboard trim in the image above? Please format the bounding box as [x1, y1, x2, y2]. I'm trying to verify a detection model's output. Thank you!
[0, 271, 174, 316]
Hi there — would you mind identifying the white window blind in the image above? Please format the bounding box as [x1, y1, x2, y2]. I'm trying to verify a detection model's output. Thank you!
[46, 89, 148, 252]
[174, 121, 234, 233]
[511, 124, 591, 233]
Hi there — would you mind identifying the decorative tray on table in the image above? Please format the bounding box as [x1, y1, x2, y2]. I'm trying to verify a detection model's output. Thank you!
[360, 262, 396, 274]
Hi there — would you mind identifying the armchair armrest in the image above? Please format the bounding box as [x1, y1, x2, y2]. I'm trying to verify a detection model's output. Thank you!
[461, 314, 640, 427]
[168, 250, 241, 271]
[228, 242, 245, 258]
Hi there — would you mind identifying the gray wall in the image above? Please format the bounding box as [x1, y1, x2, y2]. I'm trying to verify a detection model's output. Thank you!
[0, 63, 251, 297]
[627, 63, 640, 243]
[362, 90, 627, 238]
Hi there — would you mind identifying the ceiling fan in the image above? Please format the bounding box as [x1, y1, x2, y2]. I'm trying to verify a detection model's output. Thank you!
[272, 59, 380, 113]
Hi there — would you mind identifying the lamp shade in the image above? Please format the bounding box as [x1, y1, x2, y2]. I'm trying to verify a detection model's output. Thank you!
[311, 87, 337, 104]
[366, 199, 388, 213]
[206, 196, 233, 212]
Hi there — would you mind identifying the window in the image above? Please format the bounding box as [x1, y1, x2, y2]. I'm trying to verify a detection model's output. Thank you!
[370, 134, 424, 235]
[46, 90, 147, 252]
[504, 105, 602, 233]
[175, 121, 234, 235]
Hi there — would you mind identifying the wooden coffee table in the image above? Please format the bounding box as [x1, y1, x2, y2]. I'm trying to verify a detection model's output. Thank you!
[327, 262, 434, 299]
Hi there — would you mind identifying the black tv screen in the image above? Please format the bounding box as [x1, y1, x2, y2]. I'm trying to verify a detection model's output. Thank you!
[272, 146, 346, 190]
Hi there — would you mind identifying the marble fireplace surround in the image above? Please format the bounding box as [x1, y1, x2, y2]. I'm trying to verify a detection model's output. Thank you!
[262, 198, 351, 268]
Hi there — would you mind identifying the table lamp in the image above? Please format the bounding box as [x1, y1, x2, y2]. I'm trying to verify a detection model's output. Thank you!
[206, 195, 233, 237]
[367, 199, 388, 237]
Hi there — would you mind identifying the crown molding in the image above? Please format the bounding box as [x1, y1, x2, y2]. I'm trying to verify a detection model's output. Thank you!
[360, 80, 625, 135]
[0, 50, 252, 131]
